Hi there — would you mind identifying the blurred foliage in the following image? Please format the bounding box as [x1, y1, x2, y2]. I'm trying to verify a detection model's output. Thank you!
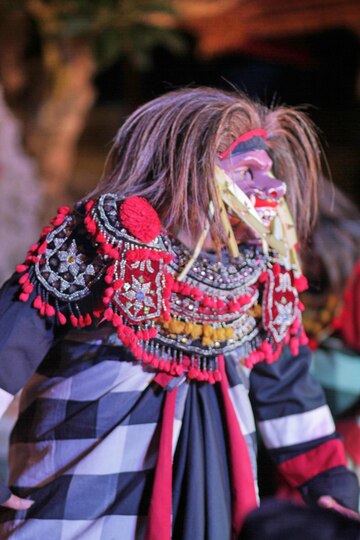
[2, 0, 187, 70]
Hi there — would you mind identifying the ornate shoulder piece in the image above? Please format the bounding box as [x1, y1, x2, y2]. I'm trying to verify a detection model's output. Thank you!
[15, 195, 310, 384]
[16, 194, 174, 332]
[83, 193, 173, 322]
[248, 262, 309, 367]
[16, 205, 106, 326]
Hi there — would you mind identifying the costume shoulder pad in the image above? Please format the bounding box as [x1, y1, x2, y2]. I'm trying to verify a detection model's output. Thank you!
[15, 195, 173, 328]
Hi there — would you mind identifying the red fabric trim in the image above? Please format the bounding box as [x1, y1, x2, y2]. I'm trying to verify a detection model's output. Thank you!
[337, 418, 360, 465]
[153, 372, 176, 388]
[219, 129, 268, 159]
[218, 356, 258, 538]
[145, 388, 177, 540]
[278, 439, 347, 487]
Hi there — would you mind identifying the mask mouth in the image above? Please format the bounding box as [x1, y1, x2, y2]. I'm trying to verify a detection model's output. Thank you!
[255, 206, 277, 227]
[228, 206, 276, 231]
[227, 193, 278, 229]
[253, 196, 278, 208]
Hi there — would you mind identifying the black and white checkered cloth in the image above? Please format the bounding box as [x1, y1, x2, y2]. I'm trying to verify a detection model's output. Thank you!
[0, 337, 257, 539]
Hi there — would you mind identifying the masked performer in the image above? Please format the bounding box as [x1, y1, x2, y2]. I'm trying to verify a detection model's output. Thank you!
[0, 87, 358, 540]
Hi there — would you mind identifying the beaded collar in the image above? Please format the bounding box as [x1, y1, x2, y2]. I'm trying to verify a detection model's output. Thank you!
[15, 194, 308, 384]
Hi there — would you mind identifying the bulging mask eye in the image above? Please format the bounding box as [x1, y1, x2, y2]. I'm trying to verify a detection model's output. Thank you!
[234, 168, 253, 184]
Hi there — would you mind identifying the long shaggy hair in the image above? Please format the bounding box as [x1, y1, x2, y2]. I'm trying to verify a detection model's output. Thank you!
[89, 87, 322, 244]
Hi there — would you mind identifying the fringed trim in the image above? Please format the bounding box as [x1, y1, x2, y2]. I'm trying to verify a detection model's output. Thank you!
[29, 288, 94, 328]
[245, 262, 309, 368]
[84, 200, 121, 260]
[172, 279, 254, 313]
[244, 317, 308, 369]
[16, 206, 96, 328]
[16, 206, 73, 323]
[259, 263, 309, 294]
[98, 305, 222, 383]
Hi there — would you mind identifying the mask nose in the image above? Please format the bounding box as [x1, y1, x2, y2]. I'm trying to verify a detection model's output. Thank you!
[267, 179, 286, 200]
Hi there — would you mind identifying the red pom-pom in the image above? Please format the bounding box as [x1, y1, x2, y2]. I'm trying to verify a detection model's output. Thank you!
[294, 274, 308, 292]
[38, 241, 47, 255]
[58, 312, 67, 325]
[162, 311, 171, 322]
[95, 232, 106, 244]
[19, 273, 29, 284]
[33, 295, 43, 309]
[109, 248, 120, 260]
[23, 283, 34, 294]
[86, 220, 97, 235]
[85, 200, 95, 212]
[45, 304, 56, 317]
[298, 301, 305, 312]
[112, 314, 122, 327]
[104, 308, 114, 321]
[136, 329, 144, 340]
[170, 363, 178, 376]
[164, 361, 171, 373]
[188, 367, 199, 380]
[51, 215, 65, 226]
[175, 364, 184, 376]
[57, 206, 70, 215]
[299, 329, 309, 346]
[70, 315, 78, 327]
[29, 243, 39, 253]
[16, 264, 28, 273]
[119, 197, 161, 243]
[152, 356, 159, 369]
[149, 327, 157, 339]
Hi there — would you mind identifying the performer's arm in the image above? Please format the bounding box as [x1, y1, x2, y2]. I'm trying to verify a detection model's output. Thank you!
[249, 345, 359, 512]
[0, 273, 57, 509]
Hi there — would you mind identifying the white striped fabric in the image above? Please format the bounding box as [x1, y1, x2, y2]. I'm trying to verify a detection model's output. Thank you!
[258, 404, 335, 449]
[228, 383, 256, 437]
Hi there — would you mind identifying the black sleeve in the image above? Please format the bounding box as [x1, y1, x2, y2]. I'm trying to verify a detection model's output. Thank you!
[249, 345, 359, 510]
[299, 466, 359, 512]
[0, 273, 59, 505]
[0, 273, 56, 396]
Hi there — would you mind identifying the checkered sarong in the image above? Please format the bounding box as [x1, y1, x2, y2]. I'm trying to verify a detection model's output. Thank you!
[0, 337, 257, 539]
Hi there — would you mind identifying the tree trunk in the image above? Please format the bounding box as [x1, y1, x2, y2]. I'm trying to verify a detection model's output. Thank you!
[27, 39, 96, 221]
